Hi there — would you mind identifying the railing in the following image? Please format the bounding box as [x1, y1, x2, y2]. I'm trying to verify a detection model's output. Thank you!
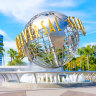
[0, 71, 96, 83]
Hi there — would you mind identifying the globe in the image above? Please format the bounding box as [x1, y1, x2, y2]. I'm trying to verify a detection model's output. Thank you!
[16, 11, 86, 68]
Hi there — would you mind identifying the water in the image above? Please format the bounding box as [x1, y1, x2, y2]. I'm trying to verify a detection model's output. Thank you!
[19, 73, 87, 83]
[20, 74, 35, 83]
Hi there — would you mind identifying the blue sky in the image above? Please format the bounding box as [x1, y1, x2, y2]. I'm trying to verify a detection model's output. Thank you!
[0, 0, 96, 65]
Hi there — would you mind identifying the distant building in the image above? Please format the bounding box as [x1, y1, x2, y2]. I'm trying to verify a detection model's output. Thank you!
[0, 35, 3, 66]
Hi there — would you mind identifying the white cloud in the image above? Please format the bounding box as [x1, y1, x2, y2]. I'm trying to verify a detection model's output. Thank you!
[0, 0, 45, 22]
[0, 0, 87, 23]
[4, 41, 17, 50]
[3, 56, 10, 66]
[0, 30, 7, 36]
[0, 29, 12, 42]
[84, 42, 96, 47]
[0, 29, 16, 50]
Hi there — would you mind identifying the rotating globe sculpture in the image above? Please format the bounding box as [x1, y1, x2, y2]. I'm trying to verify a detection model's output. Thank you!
[15, 11, 86, 68]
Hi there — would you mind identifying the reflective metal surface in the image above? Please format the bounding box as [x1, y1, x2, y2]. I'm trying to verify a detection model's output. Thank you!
[16, 11, 86, 68]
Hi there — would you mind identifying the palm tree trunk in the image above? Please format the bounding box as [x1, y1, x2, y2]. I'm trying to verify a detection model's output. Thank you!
[75, 63, 77, 71]
[80, 56, 81, 69]
[84, 64, 86, 71]
[72, 63, 73, 71]
[11, 55, 12, 65]
[69, 64, 71, 71]
[87, 55, 89, 71]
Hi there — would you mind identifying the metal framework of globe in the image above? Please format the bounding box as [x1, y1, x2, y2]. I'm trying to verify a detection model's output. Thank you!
[15, 11, 86, 68]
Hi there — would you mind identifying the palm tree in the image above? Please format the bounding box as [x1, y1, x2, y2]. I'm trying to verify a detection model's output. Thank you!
[8, 54, 25, 66]
[78, 48, 84, 70]
[28, 43, 44, 64]
[7, 49, 17, 65]
[72, 57, 76, 70]
[67, 62, 71, 71]
[13, 55, 25, 66]
[81, 55, 87, 71]
[84, 45, 92, 71]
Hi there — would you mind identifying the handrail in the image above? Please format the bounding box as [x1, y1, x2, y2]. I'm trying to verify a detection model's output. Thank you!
[0, 71, 96, 74]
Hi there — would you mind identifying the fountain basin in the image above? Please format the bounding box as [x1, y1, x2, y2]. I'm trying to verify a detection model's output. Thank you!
[19, 73, 86, 83]
[1, 71, 96, 88]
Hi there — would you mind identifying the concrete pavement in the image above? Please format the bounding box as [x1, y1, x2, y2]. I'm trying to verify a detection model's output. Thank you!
[0, 86, 96, 96]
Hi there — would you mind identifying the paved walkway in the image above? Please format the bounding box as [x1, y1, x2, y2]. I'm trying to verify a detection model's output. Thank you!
[25, 87, 96, 96]
[0, 86, 96, 96]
